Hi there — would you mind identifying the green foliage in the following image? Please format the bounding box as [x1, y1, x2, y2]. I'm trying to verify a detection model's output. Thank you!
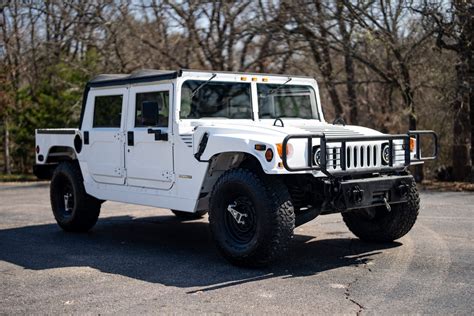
[8, 51, 100, 172]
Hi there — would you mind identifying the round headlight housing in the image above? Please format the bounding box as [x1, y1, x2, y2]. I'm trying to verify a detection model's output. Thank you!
[381, 144, 390, 165]
[313, 147, 321, 166]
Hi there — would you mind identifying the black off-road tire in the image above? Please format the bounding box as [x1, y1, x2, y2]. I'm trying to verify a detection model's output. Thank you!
[50, 162, 101, 232]
[172, 210, 207, 220]
[342, 179, 420, 242]
[209, 168, 295, 267]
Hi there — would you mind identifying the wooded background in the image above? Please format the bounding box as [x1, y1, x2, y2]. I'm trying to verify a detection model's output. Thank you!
[1, 0, 472, 181]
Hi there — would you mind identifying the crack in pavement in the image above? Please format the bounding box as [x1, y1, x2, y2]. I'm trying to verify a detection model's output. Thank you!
[344, 277, 365, 315]
[343, 238, 373, 315]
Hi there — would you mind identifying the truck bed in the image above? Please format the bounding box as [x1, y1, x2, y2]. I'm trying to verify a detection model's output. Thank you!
[34, 128, 79, 179]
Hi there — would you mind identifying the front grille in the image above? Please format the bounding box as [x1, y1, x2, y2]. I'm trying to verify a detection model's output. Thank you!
[345, 144, 380, 169]
[321, 141, 406, 171]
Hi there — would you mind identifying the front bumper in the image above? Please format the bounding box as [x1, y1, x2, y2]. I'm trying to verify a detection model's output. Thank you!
[295, 174, 415, 226]
[325, 174, 414, 213]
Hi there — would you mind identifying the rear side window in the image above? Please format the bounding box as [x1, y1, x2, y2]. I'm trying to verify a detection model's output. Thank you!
[135, 91, 169, 127]
[93, 95, 123, 128]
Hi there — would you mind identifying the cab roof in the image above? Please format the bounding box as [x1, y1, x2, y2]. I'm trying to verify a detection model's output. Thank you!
[88, 69, 313, 88]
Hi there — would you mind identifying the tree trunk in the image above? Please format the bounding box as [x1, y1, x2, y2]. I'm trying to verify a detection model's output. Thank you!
[466, 24, 473, 181]
[451, 58, 471, 181]
[316, 2, 344, 120]
[337, 1, 358, 124]
[451, 1, 473, 181]
[300, 26, 344, 118]
[471, 59, 474, 173]
[3, 116, 11, 175]
[396, 52, 424, 182]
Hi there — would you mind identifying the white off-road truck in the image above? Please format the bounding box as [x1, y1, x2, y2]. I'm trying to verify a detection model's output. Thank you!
[34, 69, 438, 266]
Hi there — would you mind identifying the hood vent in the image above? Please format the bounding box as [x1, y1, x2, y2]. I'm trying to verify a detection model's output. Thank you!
[299, 126, 364, 138]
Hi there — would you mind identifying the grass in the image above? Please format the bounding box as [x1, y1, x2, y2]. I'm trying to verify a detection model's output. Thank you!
[0, 173, 39, 182]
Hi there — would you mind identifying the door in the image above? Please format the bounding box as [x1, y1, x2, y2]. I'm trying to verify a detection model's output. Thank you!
[125, 84, 174, 190]
[85, 88, 127, 185]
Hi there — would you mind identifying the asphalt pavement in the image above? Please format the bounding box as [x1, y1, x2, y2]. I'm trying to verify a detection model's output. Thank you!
[0, 182, 473, 314]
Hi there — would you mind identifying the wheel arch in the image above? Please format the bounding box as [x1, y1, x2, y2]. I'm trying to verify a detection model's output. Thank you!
[34, 146, 78, 180]
[196, 151, 266, 211]
[45, 146, 77, 163]
[210, 151, 265, 174]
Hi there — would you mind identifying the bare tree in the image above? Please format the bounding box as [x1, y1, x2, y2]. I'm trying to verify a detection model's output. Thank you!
[415, 0, 473, 181]
[285, 1, 345, 119]
[336, 0, 359, 124]
[1, 1, 23, 174]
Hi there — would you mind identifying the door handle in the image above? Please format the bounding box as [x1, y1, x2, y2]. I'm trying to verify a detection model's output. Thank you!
[127, 131, 134, 146]
[147, 128, 168, 141]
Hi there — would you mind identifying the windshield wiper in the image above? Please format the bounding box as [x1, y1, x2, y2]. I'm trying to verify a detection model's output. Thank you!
[191, 73, 217, 97]
[262, 77, 292, 99]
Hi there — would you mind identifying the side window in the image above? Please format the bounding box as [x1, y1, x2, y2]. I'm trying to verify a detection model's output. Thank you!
[135, 91, 169, 127]
[93, 95, 123, 128]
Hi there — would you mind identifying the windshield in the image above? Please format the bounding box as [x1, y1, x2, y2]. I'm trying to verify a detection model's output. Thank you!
[257, 84, 319, 119]
[180, 80, 252, 119]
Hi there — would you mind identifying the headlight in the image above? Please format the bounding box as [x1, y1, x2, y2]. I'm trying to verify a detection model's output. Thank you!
[313, 147, 321, 166]
[381, 144, 390, 165]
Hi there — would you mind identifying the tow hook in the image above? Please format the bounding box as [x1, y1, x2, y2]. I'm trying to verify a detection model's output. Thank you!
[350, 185, 364, 204]
[227, 203, 247, 225]
[383, 196, 392, 212]
[397, 181, 409, 197]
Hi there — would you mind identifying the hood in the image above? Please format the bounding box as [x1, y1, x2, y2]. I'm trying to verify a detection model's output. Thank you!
[190, 120, 382, 139]
[293, 123, 382, 137]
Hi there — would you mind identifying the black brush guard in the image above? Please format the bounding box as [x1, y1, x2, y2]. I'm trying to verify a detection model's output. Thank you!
[281, 130, 438, 177]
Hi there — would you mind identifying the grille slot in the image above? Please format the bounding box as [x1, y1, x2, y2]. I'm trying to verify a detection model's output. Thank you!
[354, 147, 358, 167]
[367, 145, 371, 166]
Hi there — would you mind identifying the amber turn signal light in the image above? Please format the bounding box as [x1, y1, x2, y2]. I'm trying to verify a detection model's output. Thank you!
[276, 143, 293, 158]
[254, 144, 266, 151]
[410, 137, 416, 152]
[265, 148, 274, 162]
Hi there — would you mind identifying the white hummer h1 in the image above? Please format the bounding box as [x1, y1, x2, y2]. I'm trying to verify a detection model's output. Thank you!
[34, 69, 438, 266]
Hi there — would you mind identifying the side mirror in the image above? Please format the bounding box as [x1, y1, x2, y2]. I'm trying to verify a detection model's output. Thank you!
[142, 101, 159, 126]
